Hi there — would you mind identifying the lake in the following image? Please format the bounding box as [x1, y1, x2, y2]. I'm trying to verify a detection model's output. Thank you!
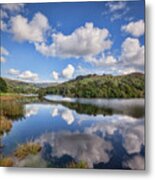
[1, 95, 145, 169]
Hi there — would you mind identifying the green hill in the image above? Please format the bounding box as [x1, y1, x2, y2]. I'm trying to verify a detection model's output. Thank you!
[43, 73, 145, 98]
[2, 78, 39, 94]
[1, 78, 57, 94]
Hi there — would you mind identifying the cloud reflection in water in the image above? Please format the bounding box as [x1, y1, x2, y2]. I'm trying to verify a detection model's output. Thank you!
[35, 131, 113, 168]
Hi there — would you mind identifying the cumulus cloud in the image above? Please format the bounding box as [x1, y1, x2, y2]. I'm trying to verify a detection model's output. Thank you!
[18, 70, 39, 81]
[8, 68, 20, 75]
[35, 22, 112, 58]
[1, 46, 9, 56]
[0, 56, 6, 62]
[10, 12, 50, 43]
[62, 64, 75, 79]
[7, 68, 39, 81]
[0, 4, 25, 32]
[52, 71, 59, 80]
[120, 37, 144, 66]
[122, 20, 144, 37]
[85, 54, 117, 66]
[120, 67, 138, 75]
[0, 46, 9, 62]
[51, 64, 75, 81]
[2, 3, 24, 13]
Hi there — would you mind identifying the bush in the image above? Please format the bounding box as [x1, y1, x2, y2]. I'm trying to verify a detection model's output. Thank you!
[0, 77, 7, 93]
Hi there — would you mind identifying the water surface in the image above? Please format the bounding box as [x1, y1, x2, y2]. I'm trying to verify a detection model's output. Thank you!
[1, 96, 145, 169]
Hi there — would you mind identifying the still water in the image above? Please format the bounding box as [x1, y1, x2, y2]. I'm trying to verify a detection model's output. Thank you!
[1, 95, 145, 169]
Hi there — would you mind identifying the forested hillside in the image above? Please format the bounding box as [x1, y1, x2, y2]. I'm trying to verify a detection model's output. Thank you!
[43, 73, 145, 98]
[3, 78, 38, 93]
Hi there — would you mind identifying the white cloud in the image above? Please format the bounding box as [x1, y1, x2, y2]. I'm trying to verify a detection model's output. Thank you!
[120, 37, 144, 66]
[120, 67, 138, 75]
[1, 46, 9, 56]
[0, 56, 6, 62]
[0, 46, 9, 63]
[106, 1, 126, 12]
[110, 8, 129, 22]
[104, 1, 129, 22]
[35, 22, 112, 58]
[62, 64, 75, 79]
[0, 4, 24, 32]
[8, 68, 20, 75]
[0, 20, 7, 31]
[18, 70, 39, 81]
[52, 71, 59, 80]
[2, 3, 24, 13]
[8, 68, 39, 81]
[122, 20, 144, 37]
[61, 109, 74, 125]
[10, 12, 50, 43]
[85, 54, 117, 66]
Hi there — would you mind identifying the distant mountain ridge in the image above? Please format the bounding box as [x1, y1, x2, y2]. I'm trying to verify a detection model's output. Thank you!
[2, 77, 57, 93]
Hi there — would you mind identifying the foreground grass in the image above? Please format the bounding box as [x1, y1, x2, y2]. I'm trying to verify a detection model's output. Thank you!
[0, 116, 12, 135]
[0, 142, 42, 167]
[67, 161, 89, 169]
[0, 157, 14, 167]
[14, 142, 42, 160]
[0, 93, 39, 102]
[1, 100, 24, 119]
[0, 93, 39, 120]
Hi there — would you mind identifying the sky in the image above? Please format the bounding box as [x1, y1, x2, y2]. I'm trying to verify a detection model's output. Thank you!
[0, 1, 145, 83]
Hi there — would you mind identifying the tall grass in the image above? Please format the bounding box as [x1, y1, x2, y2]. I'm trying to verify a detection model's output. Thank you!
[0, 94, 38, 120]
[0, 100, 25, 120]
[14, 142, 42, 160]
[67, 161, 89, 169]
[0, 157, 14, 167]
[0, 116, 12, 135]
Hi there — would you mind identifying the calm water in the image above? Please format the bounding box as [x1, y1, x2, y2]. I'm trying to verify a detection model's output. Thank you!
[1, 95, 145, 169]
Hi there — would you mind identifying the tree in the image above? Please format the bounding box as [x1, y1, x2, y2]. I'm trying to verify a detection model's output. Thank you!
[0, 78, 7, 93]
[38, 88, 46, 100]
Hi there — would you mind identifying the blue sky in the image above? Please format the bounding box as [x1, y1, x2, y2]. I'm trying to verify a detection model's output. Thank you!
[0, 1, 145, 83]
